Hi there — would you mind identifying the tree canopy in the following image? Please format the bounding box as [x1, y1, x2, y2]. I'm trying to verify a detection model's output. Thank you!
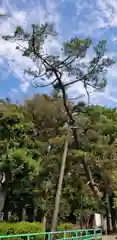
[0, 95, 116, 232]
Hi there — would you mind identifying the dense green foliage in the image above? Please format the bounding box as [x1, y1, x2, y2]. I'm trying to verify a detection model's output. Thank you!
[0, 222, 74, 235]
[0, 95, 117, 231]
[0, 222, 43, 235]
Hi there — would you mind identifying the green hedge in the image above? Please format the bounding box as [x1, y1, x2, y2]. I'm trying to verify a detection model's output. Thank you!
[0, 222, 74, 235]
[0, 222, 43, 235]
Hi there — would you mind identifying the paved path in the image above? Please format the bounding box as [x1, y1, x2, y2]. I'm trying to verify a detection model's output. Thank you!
[103, 235, 117, 240]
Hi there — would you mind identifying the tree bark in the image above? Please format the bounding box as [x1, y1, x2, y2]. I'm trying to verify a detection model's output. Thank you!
[106, 194, 112, 233]
[3, 195, 9, 220]
[45, 213, 52, 240]
[110, 194, 116, 232]
[26, 206, 34, 222]
[35, 208, 43, 222]
[51, 130, 69, 237]
[18, 208, 23, 221]
[0, 191, 6, 215]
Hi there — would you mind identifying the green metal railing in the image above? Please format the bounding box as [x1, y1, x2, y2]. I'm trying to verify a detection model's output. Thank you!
[0, 228, 102, 240]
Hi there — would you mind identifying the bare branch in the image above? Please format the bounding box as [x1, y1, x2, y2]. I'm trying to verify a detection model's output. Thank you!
[32, 79, 57, 88]
[56, 56, 77, 70]
[83, 81, 90, 106]
[68, 94, 85, 101]
[64, 56, 100, 87]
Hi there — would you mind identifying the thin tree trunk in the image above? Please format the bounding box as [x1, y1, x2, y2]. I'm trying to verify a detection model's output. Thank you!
[26, 206, 34, 222]
[0, 191, 6, 215]
[43, 215, 46, 232]
[109, 194, 116, 232]
[45, 213, 52, 240]
[3, 195, 9, 220]
[35, 208, 43, 222]
[18, 208, 23, 221]
[51, 130, 69, 237]
[106, 194, 112, 233]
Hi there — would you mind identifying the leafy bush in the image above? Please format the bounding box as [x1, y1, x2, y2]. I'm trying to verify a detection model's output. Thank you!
[0, 222, 43, 238]
[57, 222, 74, 230]
[56, 223, 75, 240]
[0, 222, 75, 240]
[0, 222, 74, 235]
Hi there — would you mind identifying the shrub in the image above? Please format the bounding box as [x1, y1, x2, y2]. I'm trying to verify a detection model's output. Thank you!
[57, 223, 74, 230]
[0, 222, 74, 235]
[0, 221, 75, 240]
[0, 221, 43, 235]
[0, 222, 44, 240]
[56, 223, 75, 239]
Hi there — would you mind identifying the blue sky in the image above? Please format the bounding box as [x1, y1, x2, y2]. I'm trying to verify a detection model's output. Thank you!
[0, 0, 117, 106]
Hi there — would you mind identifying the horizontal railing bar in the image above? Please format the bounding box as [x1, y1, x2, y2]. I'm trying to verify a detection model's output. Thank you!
[49, 228, 101, 234]
[57, 234, 102, 238]
[57, 235, 96, 239]
[0, 228, 102, 239]
[0, 233, 42, 238]
[57, 236, 102, 240]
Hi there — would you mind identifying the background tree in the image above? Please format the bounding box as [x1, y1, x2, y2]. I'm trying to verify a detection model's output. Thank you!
[0, 95, 117, 232]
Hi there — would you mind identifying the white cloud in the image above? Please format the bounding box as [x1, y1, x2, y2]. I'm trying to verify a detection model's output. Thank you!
[75, 0, 117, 35]
[20, 81, 30, 93]
[0, 37, 35, 91]
[0, 0, 61, 92]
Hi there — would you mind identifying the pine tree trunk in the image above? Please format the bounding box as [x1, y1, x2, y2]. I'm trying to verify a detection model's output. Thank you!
[51, 131, 69, 236]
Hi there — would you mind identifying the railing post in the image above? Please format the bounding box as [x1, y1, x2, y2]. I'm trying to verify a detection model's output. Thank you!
[48, 232, 51, 240]
[27, 235, 30, 240]
[64, 231, 66, 240]
[94, 228, 96, 238]
[85, 229, 87, 239]
[100, 228, 102, 240]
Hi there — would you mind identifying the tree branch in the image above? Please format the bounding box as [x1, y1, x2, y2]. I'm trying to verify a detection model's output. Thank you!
[83, 81, 90, 105]
[32, 79, 57, 88]
[64, 56, 100, 87]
